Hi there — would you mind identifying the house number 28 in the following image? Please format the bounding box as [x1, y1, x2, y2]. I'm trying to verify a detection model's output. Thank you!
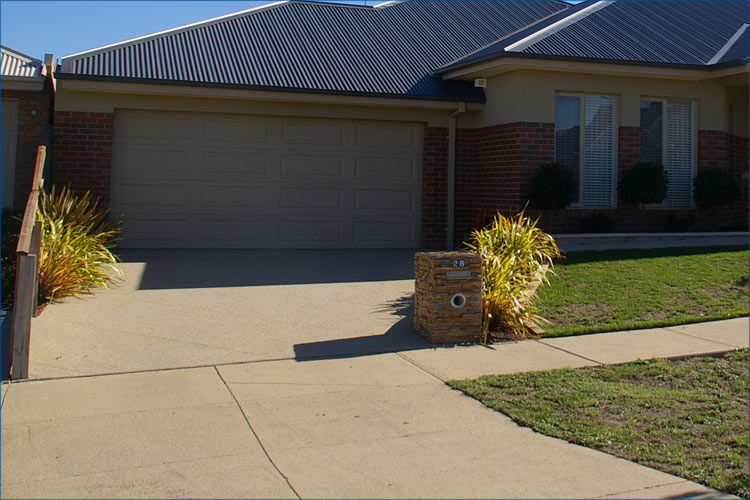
[453, 259, 465, 268]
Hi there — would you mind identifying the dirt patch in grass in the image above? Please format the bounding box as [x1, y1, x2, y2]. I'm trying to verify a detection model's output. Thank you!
[449, 349, 750, 497]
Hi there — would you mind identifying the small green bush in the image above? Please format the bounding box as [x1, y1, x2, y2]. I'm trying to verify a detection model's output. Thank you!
[1, 209, 22, 306]
[694, 168, 741, 209]
[37, 186, 123, 303]
[465, 210, 561, 342]
[527, 163, 578, 210]
[619, 162, 668, 206]
[580, 213, 616, 233]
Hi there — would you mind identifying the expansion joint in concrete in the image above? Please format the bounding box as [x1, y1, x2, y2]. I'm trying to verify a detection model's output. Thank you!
[213, 366, 302, 500]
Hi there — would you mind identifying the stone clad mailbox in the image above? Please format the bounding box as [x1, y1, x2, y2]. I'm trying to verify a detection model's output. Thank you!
[414, 252, 483, 343]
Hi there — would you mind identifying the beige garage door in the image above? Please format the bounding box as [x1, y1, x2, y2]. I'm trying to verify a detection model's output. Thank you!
[111, 110, 422, 249]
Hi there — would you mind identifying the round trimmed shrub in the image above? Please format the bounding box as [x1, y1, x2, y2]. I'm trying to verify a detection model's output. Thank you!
[527, 163, 577, 210]
[693, 168, 741, 208]
[618, 162, 668, 206]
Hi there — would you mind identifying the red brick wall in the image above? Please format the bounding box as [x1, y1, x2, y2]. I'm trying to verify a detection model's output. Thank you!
[454, 122, 555, 243]
[52, 111, 113, 204]
[1, 87, 53, 209]
[728, 134, 749, 228]
[421, 127, 449, 248]
[452, 124, 749, 237]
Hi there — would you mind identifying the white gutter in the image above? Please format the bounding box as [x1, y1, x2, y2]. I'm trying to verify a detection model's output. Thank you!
[447, 102, 466, 250]
[504, 0, 615, 52]
[707, 23, 748, 65]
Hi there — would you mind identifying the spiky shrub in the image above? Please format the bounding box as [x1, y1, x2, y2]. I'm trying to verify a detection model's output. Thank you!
[37, 186, 123, 303]
[465, 210, 561, 343]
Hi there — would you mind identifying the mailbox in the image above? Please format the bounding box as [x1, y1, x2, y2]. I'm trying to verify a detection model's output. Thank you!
[414, 251, 482, 343]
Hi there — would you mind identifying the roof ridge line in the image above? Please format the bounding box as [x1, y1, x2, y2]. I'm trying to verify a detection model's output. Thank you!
[61, 0, 289, 62]
[504, 0, 615, 52]
[707, 22, 748, 65]
[432, 4, 572, 74]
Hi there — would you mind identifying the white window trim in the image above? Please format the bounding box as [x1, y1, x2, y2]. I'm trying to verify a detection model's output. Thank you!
[640, 97, 697, 209]
[555, 92, 618, 209]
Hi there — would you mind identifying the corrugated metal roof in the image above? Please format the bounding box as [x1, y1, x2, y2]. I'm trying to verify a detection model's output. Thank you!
[717, 25, 749, 64]
[58, 0, 568, 101]
[440, 0, 750, 72]
[1, 45, 44, 79]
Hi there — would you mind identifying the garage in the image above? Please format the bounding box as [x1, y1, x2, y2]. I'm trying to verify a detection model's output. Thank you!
[111, 109, 422, 249]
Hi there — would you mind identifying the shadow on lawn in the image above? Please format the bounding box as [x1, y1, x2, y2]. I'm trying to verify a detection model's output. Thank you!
[560, 244, 748, 264]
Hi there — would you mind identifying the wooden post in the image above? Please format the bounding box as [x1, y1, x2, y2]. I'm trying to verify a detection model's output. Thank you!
[10, 255, 37, 379]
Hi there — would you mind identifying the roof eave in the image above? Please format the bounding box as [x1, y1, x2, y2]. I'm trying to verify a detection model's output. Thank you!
[438, 52, 750, 79]
[1, 75, 45, 91]
[55, 72, 487, 105]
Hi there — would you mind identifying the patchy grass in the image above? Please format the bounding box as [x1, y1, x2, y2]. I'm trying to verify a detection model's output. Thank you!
[449, 349, 750, 498]
[538, 246, 749, 337]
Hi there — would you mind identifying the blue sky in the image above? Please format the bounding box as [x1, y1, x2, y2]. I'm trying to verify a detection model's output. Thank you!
[0, 0, 376, 61]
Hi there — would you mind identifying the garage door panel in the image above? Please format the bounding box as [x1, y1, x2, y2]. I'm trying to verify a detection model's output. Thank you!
[280, 188, 343, 210]
[201, 186, 267, 208]
[203, 117, 270, 143]
[202, 152, 269, 177]
[355, 157, 417, 183]
[118, 183, 191, 209]
[200, 219, 266, 243]
[278, 220, 342, 243]
[282, 121, 344, 145]
[113, 110, 421, 249]
[281, 155, 344, 178]
[354, 189, 415, 212]
[356, 123, 418, 147]
[116, 149, 193, 178]
[118, 115, 190, 141]
[122, 219, 189, 246]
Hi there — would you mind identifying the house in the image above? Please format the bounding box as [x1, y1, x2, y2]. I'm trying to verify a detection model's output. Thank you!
[53, 0, 749, 249]
[1, 46, 55, 210]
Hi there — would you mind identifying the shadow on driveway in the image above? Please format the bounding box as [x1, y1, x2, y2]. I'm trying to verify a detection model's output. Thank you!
[293, 295, 433, 360]
[120, 249, 418, 290]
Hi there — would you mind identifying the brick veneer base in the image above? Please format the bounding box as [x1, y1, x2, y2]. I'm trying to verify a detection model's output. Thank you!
[414, 251, 482, 344]
[1, 88, 53, 209]
[450, 123, 748, 240]
[422, 127, 449, 247]
[52, 111, 113, 204]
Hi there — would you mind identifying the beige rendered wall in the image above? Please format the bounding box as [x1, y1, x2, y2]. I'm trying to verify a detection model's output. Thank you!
[55, 81, 457, 128]
[459, 69, 729, 131]
[726, 84, 749, 138]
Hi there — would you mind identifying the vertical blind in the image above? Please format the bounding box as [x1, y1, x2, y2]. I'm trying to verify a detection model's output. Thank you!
[555, 95, 581, 203]
[666, 100, 694, 208]
[640, 99, 694, 208]
[583, 95, 614, 208]
[555, 94, 615, 208]
[639, 100, 663, 164]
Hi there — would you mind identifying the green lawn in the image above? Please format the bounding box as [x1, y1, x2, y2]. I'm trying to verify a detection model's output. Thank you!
[449, 349, 750, 498]
[538, 245, 749, 337]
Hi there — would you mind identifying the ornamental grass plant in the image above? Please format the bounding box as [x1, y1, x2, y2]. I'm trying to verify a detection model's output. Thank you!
[37, 186, 123, 303]
[466, 210, 560, 343]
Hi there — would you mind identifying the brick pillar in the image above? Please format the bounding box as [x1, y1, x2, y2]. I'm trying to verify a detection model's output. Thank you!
[53, 111, 113, 205]
[422, 127, 449, 248]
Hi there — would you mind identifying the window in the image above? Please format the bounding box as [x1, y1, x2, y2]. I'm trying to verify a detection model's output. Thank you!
[555, 94, 616, 208]
[639, 99, 695, 208]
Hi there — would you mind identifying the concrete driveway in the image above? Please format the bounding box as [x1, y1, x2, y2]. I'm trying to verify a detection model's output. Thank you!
[29, 249, 431, 379]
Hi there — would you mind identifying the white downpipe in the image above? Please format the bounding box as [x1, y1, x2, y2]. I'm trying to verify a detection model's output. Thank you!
[447, 102, 466, 250]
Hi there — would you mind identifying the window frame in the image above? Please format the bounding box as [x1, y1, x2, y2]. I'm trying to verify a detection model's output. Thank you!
[555, 92, 618, 209]
[639, 97, 697, 209]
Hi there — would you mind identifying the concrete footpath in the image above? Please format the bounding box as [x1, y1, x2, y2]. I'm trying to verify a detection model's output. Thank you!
[1, 317, 747, 499]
